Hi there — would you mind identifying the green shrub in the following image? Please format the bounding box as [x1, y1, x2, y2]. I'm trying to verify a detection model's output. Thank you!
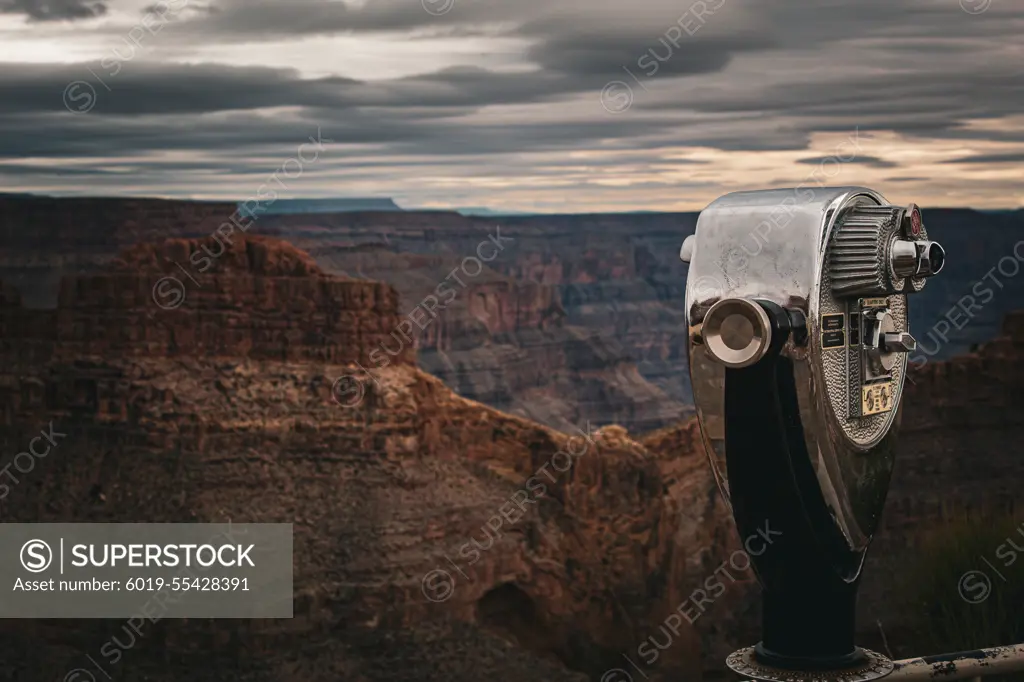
[899, 514, 1024, 680]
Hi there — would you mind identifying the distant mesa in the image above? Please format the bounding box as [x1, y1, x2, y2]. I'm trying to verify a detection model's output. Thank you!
[241, 197, 403, 217]
[456, 206, 533, 217]
[240, 198, 536, 218]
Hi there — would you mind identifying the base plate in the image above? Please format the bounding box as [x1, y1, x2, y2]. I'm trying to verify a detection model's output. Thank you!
[726, 646, 894, 682]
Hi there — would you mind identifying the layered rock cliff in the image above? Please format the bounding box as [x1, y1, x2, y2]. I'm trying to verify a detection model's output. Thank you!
[6, 195, 1022, 436]
[1, 236, 409, 367]
[0, 236, 730, 682]
[299, 238, 687, 433]
[0, 196, 691, 434]
[0, 196, 238, 308]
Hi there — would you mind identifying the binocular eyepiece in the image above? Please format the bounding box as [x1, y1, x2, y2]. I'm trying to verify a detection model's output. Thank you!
[681, 188, 946, 681]
[889, 239, 945, 279]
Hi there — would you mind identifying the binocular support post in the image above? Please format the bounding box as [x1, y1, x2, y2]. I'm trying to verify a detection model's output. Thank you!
[715, 299, 894, 682]
[723, 301, 862, 668]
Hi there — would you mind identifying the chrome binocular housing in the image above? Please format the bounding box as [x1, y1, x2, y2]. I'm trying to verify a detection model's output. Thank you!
[680, 187, 945, 679]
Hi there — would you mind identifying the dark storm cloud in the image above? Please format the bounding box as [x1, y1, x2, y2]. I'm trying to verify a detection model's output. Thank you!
[0, 0, 1021, 194]
[152, 0, 1019, 70]
[640, 65, 1024, 147]
[797, 155, 897, 169]
[0, 51, 846, 165]
[149, 0, 542, 40]
[0, 62, 362, 116]
[0, 74, 687, 162]
[0, 162, 129, 175]
[0, 61, 624, 117]
[0, 0, 106, 21]
[0, 108, 420, 158]
[147, 0, 766, 86]
[940, 152, 1024, 164]
[524, 31, 735, 82]
[141, 1, 217, 16]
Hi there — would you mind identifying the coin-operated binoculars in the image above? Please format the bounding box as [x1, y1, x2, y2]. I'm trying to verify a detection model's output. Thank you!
[680, 187, 945, 682]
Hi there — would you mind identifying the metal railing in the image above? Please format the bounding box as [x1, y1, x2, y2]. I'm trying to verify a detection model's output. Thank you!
[888, 643, 1024, 681]
[735, 644, 1024, 681]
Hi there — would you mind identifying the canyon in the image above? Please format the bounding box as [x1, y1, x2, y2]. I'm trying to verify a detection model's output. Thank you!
[0, 236, 730, 681]
[0, 228, 1020, 681]
[6, 195, 1021, 435]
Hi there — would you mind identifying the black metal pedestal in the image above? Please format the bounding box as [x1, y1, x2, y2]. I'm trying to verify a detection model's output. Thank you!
[720, 301, 891, 678]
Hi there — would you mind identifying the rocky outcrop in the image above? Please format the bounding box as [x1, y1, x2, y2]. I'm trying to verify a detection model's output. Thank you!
[278, 212, 698, 421]
[0, 236, 726, 682]
[0, 236, 413, 367]
[0, 196, 697, 433]
[0, 196, 239, 308]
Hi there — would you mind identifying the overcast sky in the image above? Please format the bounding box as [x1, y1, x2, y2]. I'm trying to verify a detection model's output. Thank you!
[0, 0, 1021, 211]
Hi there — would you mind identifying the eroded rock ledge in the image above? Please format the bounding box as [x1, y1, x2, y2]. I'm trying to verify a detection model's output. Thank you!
[0, 236, 728, 682]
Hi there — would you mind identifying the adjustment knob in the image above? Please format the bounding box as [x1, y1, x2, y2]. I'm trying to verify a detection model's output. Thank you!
[882, 332, 917, 353]
[702, 298, 772, 368]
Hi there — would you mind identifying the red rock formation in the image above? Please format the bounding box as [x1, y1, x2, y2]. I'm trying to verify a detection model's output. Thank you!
[266, 210, 700, 430]
[0, 195, 696, 434]
[0, 196, 242, 308]
[0, 196, 238, 248]
[0, 236, 414, 367]
[0, 236, 726, 682]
